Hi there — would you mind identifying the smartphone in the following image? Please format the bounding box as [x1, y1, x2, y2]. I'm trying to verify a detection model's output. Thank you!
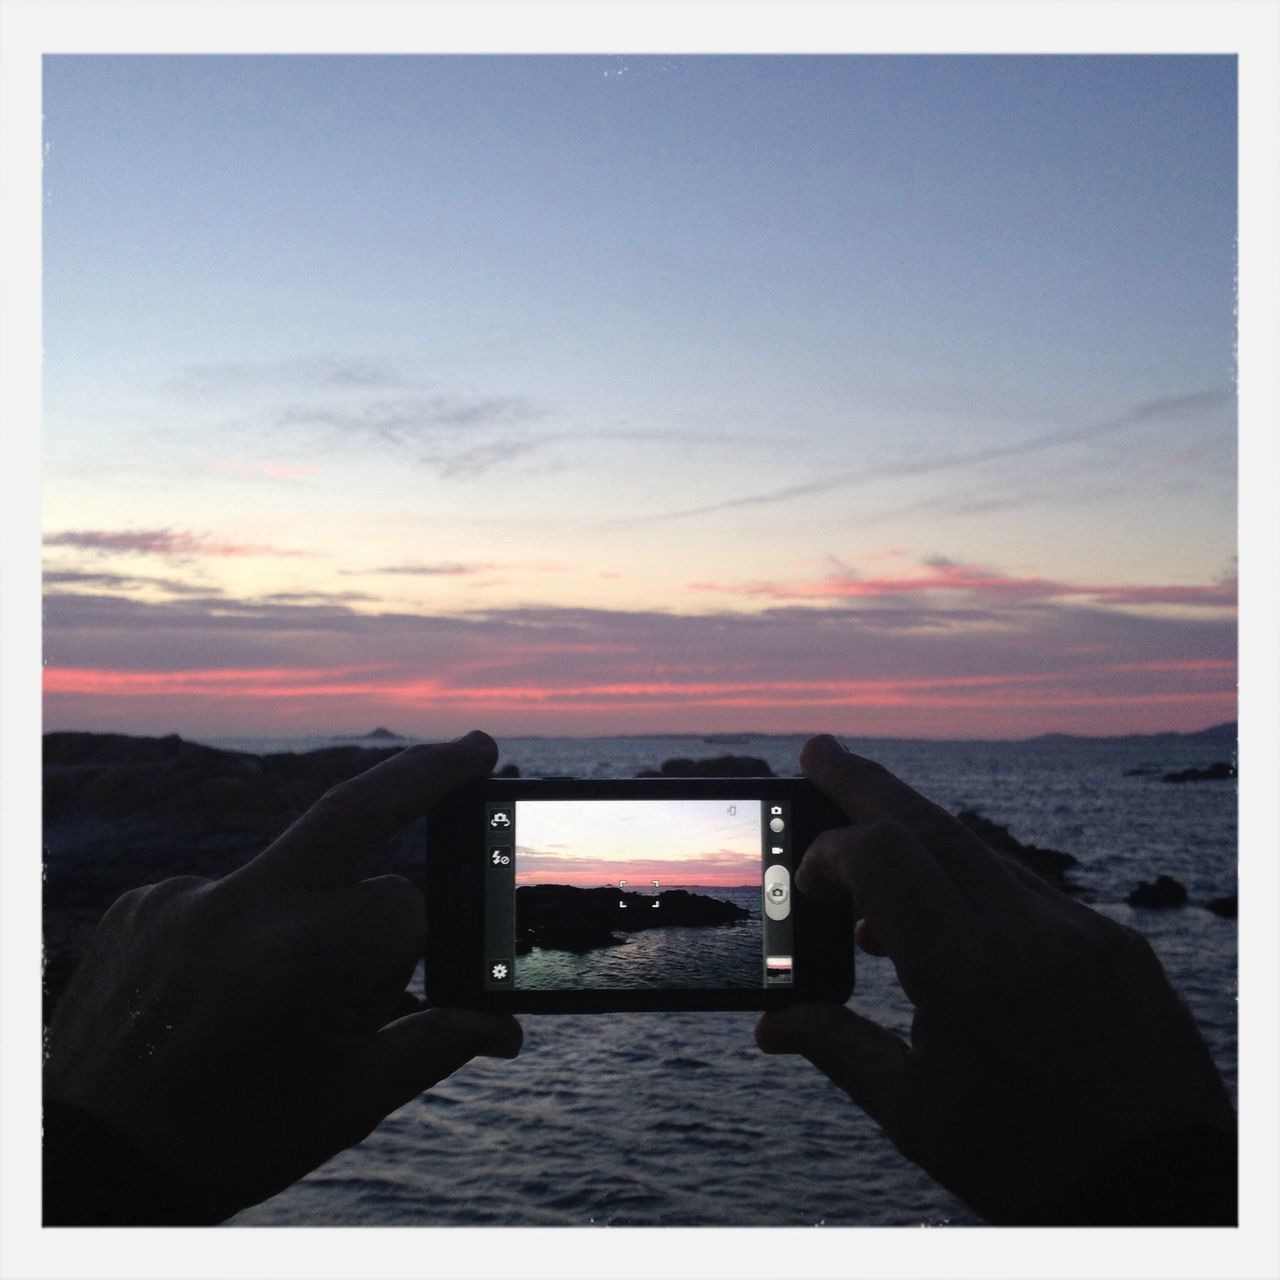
[425, 776, 854, 1012]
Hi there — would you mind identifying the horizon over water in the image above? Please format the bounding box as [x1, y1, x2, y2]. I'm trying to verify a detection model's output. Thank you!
[192, 720, 1237, 760]
[197, 728, 1238, 1227]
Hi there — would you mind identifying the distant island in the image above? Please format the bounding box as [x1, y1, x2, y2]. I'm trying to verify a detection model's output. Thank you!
[1023, 721, 1236, 745]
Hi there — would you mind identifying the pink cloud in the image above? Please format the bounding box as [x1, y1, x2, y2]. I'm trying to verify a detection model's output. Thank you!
[40, 592, 1237, 739]
[43, 659, 1235, 715]
[688, 561, 1237, 609]
[515, 850, 758, 889]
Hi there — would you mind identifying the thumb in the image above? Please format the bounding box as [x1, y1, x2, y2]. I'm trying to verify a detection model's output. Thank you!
[351, 1007, 523, 1121]
[756, 1002, 910, 1132]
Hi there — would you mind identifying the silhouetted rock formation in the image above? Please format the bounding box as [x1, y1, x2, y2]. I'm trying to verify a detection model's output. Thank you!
[1126, 875, 1188, 909]
[42, 732, 418, 1020]
[636, 755, 774, 778]
[43, 731, 405, 837]
[956, 810, 1081, 892]
[515, 884, 750, 953]
[1161, 762, 1236, 783]
[1205, 894, 1237, 918]
[358, 727, 404, 740]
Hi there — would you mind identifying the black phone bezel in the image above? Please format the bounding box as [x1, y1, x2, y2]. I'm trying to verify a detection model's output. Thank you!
[425, 775, 854, 1013]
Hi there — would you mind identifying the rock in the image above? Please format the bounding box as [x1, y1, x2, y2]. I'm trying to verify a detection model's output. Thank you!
[358, 727, 404, 740]
[515, 883, 750, 953]
[41, 731, 419, 1018]
[195, 774, 271, 818]
[495, 763, 521, 778]
[1206, 894, 1237, 918]
[77, 762, 177, 818]
[259, 745, 401, 789]
[44, 731, 187, 766]
[1126, 874, 1188, 909]
[1161, 761, 1236, 783]
[646, 887, 750, 926]
[281, 776, 325, 811]
[955, 810, 1081, 891]
[636, 755, 774, 778]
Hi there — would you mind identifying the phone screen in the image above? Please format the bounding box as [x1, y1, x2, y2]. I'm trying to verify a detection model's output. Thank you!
[482, 798, 794, 991]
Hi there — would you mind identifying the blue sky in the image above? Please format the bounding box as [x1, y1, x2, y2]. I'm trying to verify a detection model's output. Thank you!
[40, 53, 1239, 736]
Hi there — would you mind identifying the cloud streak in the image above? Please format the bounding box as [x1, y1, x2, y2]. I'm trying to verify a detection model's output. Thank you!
[168, 357, 411, 396]
[689, 560, 1238, 610]
[276, 393, 544, 443]
[641, 387, 1235, 521]
[44, 529, 312, 558]
[41, 569, 220, 596]
[356, 562, 498, 577]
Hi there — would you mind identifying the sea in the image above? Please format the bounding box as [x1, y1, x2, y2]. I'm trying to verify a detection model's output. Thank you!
[200, 731, 1238, 1228]
[514, 886, 764, 991]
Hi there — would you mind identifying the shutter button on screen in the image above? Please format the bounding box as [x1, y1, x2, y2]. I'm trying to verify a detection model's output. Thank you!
[764, 864, 791, 920]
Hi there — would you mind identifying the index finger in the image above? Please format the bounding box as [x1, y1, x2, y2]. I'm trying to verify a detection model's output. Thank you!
[248, 731, 498, 890]
[797, 821, 968, 1002]
[800, 734, 1018, 904]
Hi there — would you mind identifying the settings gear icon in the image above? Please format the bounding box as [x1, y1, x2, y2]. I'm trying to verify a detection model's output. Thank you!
[490, 962, 509, 981]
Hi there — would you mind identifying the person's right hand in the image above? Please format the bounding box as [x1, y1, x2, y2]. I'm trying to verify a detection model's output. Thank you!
[757, 735, 1236, 1225]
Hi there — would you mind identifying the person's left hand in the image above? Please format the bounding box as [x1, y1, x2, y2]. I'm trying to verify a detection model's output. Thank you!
[43, 730, 521, 1222]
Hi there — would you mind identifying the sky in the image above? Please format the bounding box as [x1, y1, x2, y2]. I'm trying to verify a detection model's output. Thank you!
[40, 53, 1239, 739]
[514, 798, 761, 888]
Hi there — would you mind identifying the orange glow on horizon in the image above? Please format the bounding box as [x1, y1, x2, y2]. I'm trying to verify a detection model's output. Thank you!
[514, 869, 756, 889]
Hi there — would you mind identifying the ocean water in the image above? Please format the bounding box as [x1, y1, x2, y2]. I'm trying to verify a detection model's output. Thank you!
[208, 732, 1238, 1228]
[514, 886, 764, 990]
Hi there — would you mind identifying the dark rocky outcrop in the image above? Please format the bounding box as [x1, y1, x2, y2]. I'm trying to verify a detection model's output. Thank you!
[42, 732, 418, 1020]
[495, 763, 521, 778]
[956, 810, 1082, 892]
[1205, 894, 1238, 918]
[43, 731, 406, 833]
[1161, 762, 1236, 784]
[1126, 874, 1188, 909]
[636, 755, 774, 778]
[515, 884, 749, 954]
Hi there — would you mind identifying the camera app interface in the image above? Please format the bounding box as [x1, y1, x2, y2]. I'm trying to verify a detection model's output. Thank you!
[483, 799, 794, 990]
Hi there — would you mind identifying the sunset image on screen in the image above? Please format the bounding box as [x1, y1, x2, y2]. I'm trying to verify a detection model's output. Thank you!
[514, 799, 762, 890]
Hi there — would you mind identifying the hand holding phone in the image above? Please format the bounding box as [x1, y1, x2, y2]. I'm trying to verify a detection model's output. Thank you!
[756, 736, 1237, 1225]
